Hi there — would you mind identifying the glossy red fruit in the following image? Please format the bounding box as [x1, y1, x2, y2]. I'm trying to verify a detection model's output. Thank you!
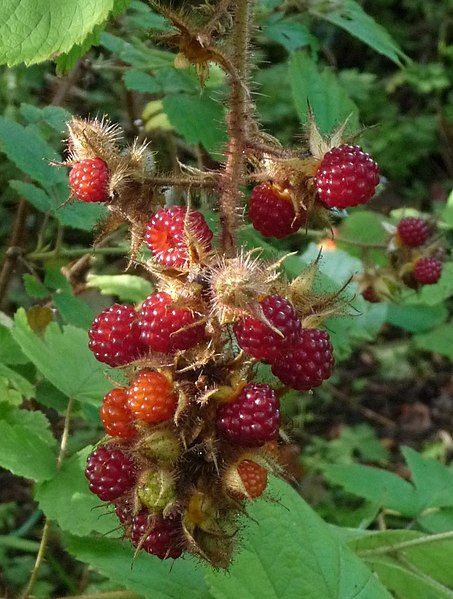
[237, 460, 268, 499]
[249, 182, 306, 239]
[315, 145, 379, 209]
[413, 257, 442, 285]
[397, 217, 430, 247]
[144, 206, 213, 268]
[138, 292, 205, 354]
[88, 304, 143, 367]
[127, 370, 177, 424]
[85, 445, 136, 502]
[216, 383, 280, 447]
[271, 329, 334, 391]
[100, 388, 136, 440]
[69, 158, 109, 203]
[233, 294, 301, 362]
[131, 512, 184, 559]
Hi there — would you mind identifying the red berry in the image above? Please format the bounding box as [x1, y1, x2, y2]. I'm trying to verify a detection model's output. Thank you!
[127, 370, 177, 424]
[131, 512, 183, 559]
[249, 183, 306, 239]
[362, 287, 380, 303]
[145, 206, 213, 269]
[88, 304, 143, 367]
[272, 329, 334, 391]
[69, 158, 109, 203]
[114, 498, 133, 525]
[237, 460, 268, 499]
[100, 388, 136, 440]
[413, 257, 442, 285]
[315, 145, 379, 209]
[85, 445, 136, 502]
[217, 383, 280, 447]
[397, 217, 430, 247]
[138, 292, 205, 354]
[234, 295, 301, 362]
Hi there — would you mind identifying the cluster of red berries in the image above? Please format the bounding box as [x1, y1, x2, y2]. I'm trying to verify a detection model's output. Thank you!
[234, 294, 334, 392]
[396, 217, 443, 286]
[83, 203, 335, 564]
[249, 144, 379, 240]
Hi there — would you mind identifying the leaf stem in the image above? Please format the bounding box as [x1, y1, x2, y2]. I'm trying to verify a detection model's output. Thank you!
[358, 530, 453, 558]
[219, 0, 253, 254]
[21, 396, 75, 599]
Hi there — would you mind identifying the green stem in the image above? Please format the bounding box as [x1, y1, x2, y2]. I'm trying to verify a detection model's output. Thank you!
[27, 246, 128, 260]
[358, 530, 453, 558]
[21, 397, 75, 599]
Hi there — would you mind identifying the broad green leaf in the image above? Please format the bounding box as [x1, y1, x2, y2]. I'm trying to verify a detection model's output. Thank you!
[87, 274, 153, 303]
[405, 263, 453, 306]
[101, 32, 174, 69]
[0, 403, 56, 482]
[10, 180, 107, 232]
[387, 303, 448, 333]
[55, 27, 102, 75]
[324, 463, 420, 516]
[11, 309, 115, 406]
[418, 509, 453, 534]
[123, 70, 162, 93]
[52, 292, 94, 329]
[207, 477, 390, 599]
[19, 104, 71, 133]
[289, 51, 359, 135]
[0, 364, 34, 400]
[23, 274, 49, 299]
[402, 447, 453, 509]
[65, 537, 211, 599]
[311, 0, 406, 65]
[0, 325, 27, 365]
[349, 529, 453, 596]
[337, 211, 387, 265]
[415, 321, 453, 360]
[262, 14, 313, 52]
[36, 447, 118, 537]
[0, 0, 116, 67]
[0, 117, 63, 187]
[163, 93, 227, 156]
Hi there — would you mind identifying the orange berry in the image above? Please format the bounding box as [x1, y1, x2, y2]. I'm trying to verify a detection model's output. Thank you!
[237, 460, 268, 499]
[127, 371, 177, 424]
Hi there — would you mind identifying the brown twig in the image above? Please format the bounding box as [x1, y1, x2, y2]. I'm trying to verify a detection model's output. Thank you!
[0, 198, 28, 306]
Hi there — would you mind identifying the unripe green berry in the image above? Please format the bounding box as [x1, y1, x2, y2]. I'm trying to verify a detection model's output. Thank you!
[137, 429, 181, 464]
[137, 469, 175, 512]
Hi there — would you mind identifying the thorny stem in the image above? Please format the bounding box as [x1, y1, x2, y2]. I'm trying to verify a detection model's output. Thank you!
[21, 397, 75, 599]
[219, 0, 253, 255]
[202, 0, 233, 37]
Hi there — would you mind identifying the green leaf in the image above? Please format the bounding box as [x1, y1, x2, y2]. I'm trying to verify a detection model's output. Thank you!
[324, 463, 420, 516]
[123, 69, 162, 93]
[52, 292, 94, 329]
[0, 364, 34, 400]
[23, 274, 49, 299]
[0, 325, 28, 365]
[337, 211, 387, 265]
[55, 27, 102, 75]
[262, 14, 313, 52]
[10, 180, 107, 232]
[415, 321, 453, 360]
[289, 51, 359, 135]
[65, 537, 211, 599]
[406, 263, 453, 306]
[402, 447, 453, 510]
[311, 0, 406, 65]
[0, 0, 116, 67]
[0, 403, 56, 482]
[11, 309, 115, 406]
[163, 93, 227, 156]
[418, 509, 453, 534]
[36, 447, 118, 537]
[19, 103, 71, 133]
[206, 477, 390, 599]
[349, 529, 453, 597]
[387, 303, 448, 333]
[0, 117, 64, 188]
[87, 274, 153, 303]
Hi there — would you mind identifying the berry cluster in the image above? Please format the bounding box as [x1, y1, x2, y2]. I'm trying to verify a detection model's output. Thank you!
[82, 201, 335, 566]
[249, 143, 379, 240]
[62, 117, 341, 568]
[359, 216, 444, 303]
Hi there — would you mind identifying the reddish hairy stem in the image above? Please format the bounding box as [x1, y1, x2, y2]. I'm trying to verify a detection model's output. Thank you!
[219, 0, 252, 255]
